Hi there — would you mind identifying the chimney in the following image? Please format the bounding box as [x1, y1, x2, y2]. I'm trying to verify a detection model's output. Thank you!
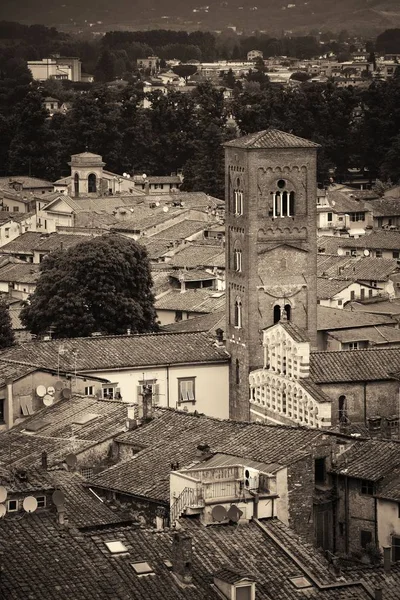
[144, 180, 150, 195]
[126, 328, 131, 336]
[41, 451, 48, 470]
[215, 328, 224, 346]
[196, 442, 211, 458]
[375, 588, 383, 600]
[367, 416, 382, 437]
[172, 532, 193, 584]
[383, 546, 391, 573]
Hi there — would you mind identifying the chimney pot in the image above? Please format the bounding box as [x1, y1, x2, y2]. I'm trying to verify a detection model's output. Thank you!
[383, 546, 391, 573]
[172, 532, 193, 584]
[374, 587, 383, 600]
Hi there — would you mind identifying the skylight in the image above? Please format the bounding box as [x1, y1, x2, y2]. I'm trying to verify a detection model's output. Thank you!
[72, 413, 99, 425]
[288, 576, 312, 589]
[25, 419, 48, 432]
[131, 562, 154, 575]
[104, 541, 128, 554]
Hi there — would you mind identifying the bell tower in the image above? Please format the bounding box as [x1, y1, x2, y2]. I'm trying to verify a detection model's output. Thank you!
[224, 129, 319, 421]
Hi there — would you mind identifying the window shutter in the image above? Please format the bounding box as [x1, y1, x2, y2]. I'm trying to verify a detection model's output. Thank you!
[187, 380, 195, 401]
[136, 386, 142, 401]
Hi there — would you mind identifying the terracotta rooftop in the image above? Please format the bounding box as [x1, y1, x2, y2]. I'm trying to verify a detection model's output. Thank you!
[170, 244, 225, 268]
[224, 128, 320, 149]
[317, 236, 348, 255]
[332, 439, 400, 481]
[368, 196, 400, 217]
[310, 347, 400, 383]
[0, 176, 54, 189]
[317, 306, 396, 331]
[339, 230, 400, 250]
[327, 325, 400, 345]
[317, 278, 350, 299]
[155, 290, 225, 313]
[0, 331, 229, 371]
[0, 232, 91, 255]
[161, 311, 225, 334]
[318, 256, 398, 282]
[150, 219, 207, 240]
[0, 361, 36, 387]
[0, 262, 40, 284]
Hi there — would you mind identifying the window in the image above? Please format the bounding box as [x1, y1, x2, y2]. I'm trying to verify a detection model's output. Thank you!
[348, 342, 359, 350]
[234, 298, 242, 328]
[105, 541, 129, 554]
[234, 190, 243, 216]
[327, 212, 333, 222]
[369, 289, 373, 298]
[272, 189, 295, 218]
[137, 380, 159, 405]
[178, 378, 195, 403]
[315, 457, 326, 484]
[103, 387, 115, 399]
[235, 359, 240, 384]
[350, 212, 365, 222]
[36, 496, 46, 508]
[361, 479, 374, 496]
[236, 587, 252, 600]
[80, 467, 94, 480]
[88, 173, 97, 193]
[393, 251, 400, 259]
[273, 305, 281, 324]
[74, 173, 79, 196]
[84, 386, 94, 396]
[175, 310, 183, 322]
[7, 499, 18, 512]
[361, 530, 372, 549]
[131, 562, 154, 575]
[350, 290, 355, 300]
[5, 228, 10, 238]
[13, 206, 19, 212]
[284, 303, 291, 321]
[393, 536, 400, 562]
[376, 250, 382, 258]
[338, 395, 347, 422]
[0, 398, 4, 423]
[234, 248, 242, 272]
[337, 299, 343, 306]
[361, 288, 365, 300]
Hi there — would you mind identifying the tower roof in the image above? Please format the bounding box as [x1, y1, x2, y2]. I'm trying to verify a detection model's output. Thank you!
[69, 152, 105, 167]
[224, 128, 320, 149]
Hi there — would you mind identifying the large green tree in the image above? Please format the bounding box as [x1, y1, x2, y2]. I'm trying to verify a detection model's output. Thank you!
[0, 300, 15, 349]
[21, 235, 158, 338]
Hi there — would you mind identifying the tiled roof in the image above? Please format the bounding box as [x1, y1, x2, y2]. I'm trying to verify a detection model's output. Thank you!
[92, 409, 325, 502]
[326, 190, 371, 214]
[0, 361, 36, 387]
[332, 439, 400, 481]
[346, 299, 400, 316]
[150, 220, 206, 240]
[317, 236, 348, 255]
[170, 269, 216, 282]
[0, 232, 91, 254]
[0, 465, 55, 493]
[368, 196, 400, 217]
[0, 262, 40, 284]
[310, 347, 400, 383]
[327, 325, 400, 345]
[155, 290, 225, 313]
[224, 128, 320, 149]
[340, 230, 400, 250]
[170, 244, 225, 268]
[0, 396, 128, 469]
[0, 176, 54, 188]
[51, 471, 132, 530]
[146, 175, 181, 183]
[161, 311, 225, 334]
[317, 278, 350, 299]
[0, 331, 229, 371]
[318, 256, 398, 281]
[140, 238, 174, 259]
[317, 306, 396, 331]
[317, 254, 352, 276]
[279, 321, 310, 343]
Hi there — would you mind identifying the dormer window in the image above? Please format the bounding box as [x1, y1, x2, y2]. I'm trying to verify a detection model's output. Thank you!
[213, 569, 256, 600]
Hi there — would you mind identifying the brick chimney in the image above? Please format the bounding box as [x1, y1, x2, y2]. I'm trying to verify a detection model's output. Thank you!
[367, 416, 382, 437]
[172, 532, 193, 584]
[41, 451, 48, 470]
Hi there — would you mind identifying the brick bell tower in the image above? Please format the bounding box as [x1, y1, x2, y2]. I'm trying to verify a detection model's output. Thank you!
[224, 129, 319, 421]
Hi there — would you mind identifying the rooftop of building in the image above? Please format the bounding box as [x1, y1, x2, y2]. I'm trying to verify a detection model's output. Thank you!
[337, 230, 400, 250]
[310, 346, 400, 383]
[150, 219, 207, 240]
[346, 299, 400, 316]
[155, 289, 225, 313]
[224, 128, 320, 149]
[169, 244, 225, 269]
[318, 256, 398, 281]
[316, 305, 396, 331]
[0, 231, 92, 254]
[0, 262, 40, 284]
[367, 196, 400, 217]
[332, 439, 400, 481]
[327, 325, 400, 345]
[0, 176, 54, 189]
[161, 311, 225, 334]
[0, 331, 229, 372]
[317, 278, 351, 299]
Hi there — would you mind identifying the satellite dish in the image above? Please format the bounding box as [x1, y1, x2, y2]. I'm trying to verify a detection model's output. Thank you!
[65, 453, 77, 468]
[142, 173, 147, 179]
[62, 388, 72, 399]
[364, 249, 370, 256]
[43, 394, 54, 407]
[36, 385, 46, 398]
[23, 496, 38, 513]
[0, 504, 6, 519]
[0, 485, 7, 503]
[52, 489, 65, 507]
[337, 248, 344, 256]
[155, 201, 160, 207]
[227, 504, 243, 523]
[163, 206, 169, 213]
[55, 381, 64, 392]
[211, 505, 228, 522]
[47, 386, 55, 395]
[127, 174, 131, 179]
[123, 172, 128, 177]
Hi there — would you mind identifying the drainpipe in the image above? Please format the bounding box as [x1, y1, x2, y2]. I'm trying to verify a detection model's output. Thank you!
[345, 476, 349, 554]
[363, 381, 367, 426]
[166, 365, 170, 408]
[5, 379, 13, 430]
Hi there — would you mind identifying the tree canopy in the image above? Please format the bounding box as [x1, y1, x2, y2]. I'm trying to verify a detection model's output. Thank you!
[0, 300, 15, 349]
[21, 235, 158, 338]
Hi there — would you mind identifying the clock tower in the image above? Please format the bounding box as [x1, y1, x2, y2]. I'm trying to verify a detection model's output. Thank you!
[224, 129, 319, 421]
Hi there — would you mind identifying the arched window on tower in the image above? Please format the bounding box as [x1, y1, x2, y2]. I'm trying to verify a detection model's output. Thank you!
[272, 180, 295, 218]
[273, 305, 281, 324]
[234, 298, 242, 328]
[284, 304, 291, 321]
[234, 177, 243, 216]
[74, 173, 79, 196]
[234, 245, 242, 272]
[88, 173, 97, 193]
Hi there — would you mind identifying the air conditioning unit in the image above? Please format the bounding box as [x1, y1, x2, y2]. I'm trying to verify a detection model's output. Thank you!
[243, 467, 259, 491]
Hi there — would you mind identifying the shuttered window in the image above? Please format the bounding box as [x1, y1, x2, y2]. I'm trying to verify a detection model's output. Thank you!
[178, 378, 195, 402]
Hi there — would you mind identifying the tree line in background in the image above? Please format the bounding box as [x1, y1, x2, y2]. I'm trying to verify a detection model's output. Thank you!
[1, 23, 400, 196]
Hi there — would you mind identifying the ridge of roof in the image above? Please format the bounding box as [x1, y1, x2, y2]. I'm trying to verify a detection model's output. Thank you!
[224, 128, 320, 149]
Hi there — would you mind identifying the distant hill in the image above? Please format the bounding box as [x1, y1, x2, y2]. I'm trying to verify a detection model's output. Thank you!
[1, 0, 400, 36]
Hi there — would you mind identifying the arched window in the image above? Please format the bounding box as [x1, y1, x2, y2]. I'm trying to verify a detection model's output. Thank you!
[74, 173, 79, 196]
[234, 246, 242, 272]
[88, 173, 97, 193]
[272, 180, 295, 218]
[235, 358, 240, 384]
[284, 304, 291, 321]
[234, 177, 243, 216]
[273, 305, 281, 324]
[234, 298, 242, 328]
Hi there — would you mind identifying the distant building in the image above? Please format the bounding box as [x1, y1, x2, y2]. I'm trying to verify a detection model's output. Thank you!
[27, 56, 82, 82]
[247, 50, 263, 61]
